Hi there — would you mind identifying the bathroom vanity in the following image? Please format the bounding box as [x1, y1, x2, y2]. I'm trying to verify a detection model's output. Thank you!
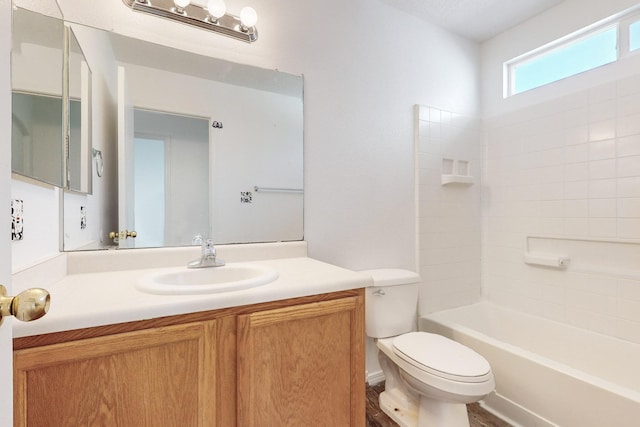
[12, 243, 368, 427]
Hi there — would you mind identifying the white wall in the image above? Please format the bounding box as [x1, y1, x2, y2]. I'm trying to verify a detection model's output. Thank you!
[0, 0, 14, 423]
[481, 0, 640, 344]
[0, 0, 7, 298]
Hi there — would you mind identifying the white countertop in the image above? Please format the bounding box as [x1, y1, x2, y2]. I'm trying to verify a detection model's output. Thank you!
[13, 251, 372, 338]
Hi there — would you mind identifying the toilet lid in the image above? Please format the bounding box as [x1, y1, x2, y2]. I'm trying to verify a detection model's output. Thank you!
[392, 332, 491, 383]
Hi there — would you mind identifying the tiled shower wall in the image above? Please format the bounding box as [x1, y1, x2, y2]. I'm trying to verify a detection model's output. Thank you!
[416, 105, 482, 314]
[483, 75, 640, 345]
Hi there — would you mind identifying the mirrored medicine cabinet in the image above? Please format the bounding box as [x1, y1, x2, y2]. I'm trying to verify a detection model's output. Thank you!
[11, 1, 304, 252]
[11, 3, 92, 194]
[11, 5, 65, 187]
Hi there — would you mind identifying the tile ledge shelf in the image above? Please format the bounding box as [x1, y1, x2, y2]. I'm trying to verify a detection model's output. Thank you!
[441, 174, 475, 185]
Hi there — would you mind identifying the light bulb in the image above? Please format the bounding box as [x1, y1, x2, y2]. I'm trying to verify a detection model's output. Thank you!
[207, 0, 226, 20]
[173, 0, 190, 13]
[240, 6, 258, 28]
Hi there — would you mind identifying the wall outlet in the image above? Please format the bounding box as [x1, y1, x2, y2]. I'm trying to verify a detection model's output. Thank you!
[11, 199, 24, 241]
[80, 206, 87, 230]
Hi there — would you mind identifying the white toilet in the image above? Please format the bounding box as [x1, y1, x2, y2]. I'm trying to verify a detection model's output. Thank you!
[363, 269, 495, 427]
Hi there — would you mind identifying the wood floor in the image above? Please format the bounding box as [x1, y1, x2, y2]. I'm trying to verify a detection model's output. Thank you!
[366, 382, 512, 427]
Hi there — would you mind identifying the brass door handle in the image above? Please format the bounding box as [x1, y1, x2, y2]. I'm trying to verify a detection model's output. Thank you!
[0, 285, 50, 326]
[109, 230, 138, 241]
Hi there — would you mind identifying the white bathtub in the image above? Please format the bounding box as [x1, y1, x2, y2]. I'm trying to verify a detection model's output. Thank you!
[419, 302, 640, 427]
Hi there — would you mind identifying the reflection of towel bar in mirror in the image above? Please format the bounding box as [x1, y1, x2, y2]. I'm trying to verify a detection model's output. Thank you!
[254, 186, 303, 194]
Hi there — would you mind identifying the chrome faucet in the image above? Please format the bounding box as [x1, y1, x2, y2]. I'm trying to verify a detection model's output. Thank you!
[188, 239, 225, 268]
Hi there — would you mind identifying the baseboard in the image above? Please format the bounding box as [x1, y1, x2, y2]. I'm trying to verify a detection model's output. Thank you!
[366, 370, 385, 385]
[481, 392, 557, 427]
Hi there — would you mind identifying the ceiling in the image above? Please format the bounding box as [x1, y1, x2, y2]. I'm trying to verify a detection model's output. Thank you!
[382, 0, 565, 42]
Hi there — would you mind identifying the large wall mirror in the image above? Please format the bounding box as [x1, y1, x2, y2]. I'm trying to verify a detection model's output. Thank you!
[60, 22, 304, 250]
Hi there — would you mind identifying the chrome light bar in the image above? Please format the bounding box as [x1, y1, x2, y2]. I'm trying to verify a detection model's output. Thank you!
[122, 0, 258, 43]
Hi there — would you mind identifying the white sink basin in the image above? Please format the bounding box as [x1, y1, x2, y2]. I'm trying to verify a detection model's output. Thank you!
[136, 263, 279, 295]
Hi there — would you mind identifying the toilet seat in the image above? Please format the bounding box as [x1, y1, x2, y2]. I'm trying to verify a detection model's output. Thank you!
[392, 332, 492, 383]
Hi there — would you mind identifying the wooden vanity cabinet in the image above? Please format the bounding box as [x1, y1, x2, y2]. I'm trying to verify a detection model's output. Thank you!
[237, 297, 365, 427]
[13, 289, 365, 427]
[14, 322, 217, 427]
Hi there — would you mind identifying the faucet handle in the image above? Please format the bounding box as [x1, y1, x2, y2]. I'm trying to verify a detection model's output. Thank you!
[203, 239, 216, 256]
[192, 234, 204, 245]
[188, 239, 224, 268]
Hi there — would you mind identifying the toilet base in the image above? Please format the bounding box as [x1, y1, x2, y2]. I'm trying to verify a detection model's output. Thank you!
[379, 388, 418, 427]
[380, 389, 470, 427]
[417, 397, 470, 427]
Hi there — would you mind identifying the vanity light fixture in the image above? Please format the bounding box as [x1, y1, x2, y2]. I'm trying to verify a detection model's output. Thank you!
[122, 0, 258, 43]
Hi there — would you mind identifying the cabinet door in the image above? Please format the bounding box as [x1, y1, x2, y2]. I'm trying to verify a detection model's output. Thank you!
[14, 322, 216, 427]
[237, 296, 365, 427]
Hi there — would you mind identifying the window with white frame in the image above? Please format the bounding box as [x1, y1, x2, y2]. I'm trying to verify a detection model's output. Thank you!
[630, 19, 640, 51]
[504, 7, 640, 97]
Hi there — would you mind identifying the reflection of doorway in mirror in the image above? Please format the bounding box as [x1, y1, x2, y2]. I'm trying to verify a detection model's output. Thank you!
[133, 109, 210, 247]
[134, 137, 166, 248]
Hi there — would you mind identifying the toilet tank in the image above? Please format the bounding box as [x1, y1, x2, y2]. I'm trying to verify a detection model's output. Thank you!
[361, 269, 421, 338]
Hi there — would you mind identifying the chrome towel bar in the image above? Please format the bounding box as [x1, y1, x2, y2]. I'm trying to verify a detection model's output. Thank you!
[254, 186, 303, 194]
